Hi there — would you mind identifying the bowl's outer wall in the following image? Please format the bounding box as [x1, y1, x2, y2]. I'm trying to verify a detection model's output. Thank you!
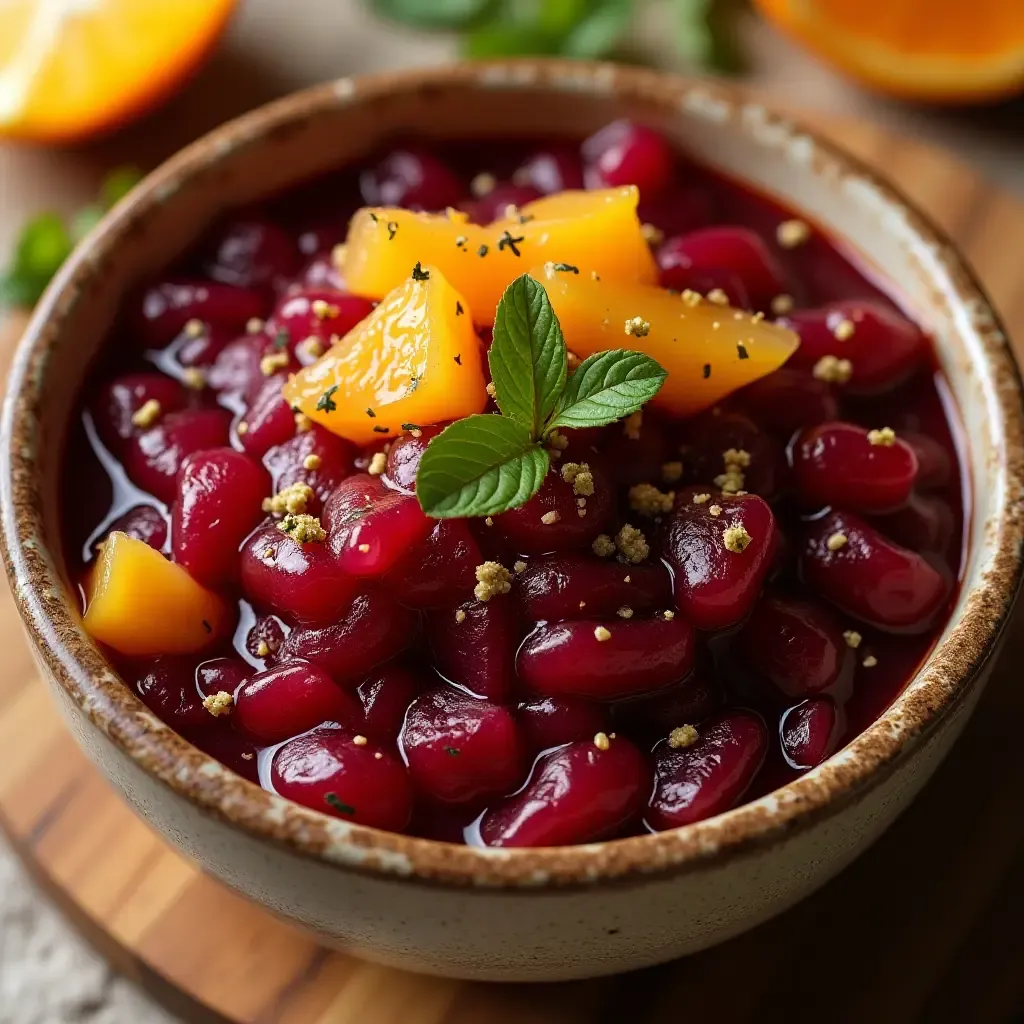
[4, 63, 1022, 981]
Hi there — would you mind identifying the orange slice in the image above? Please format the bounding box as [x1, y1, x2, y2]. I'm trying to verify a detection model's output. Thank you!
[342, 187, 657, 325]
[754, 0, 1024, 101]
[531, 264, 798, 419]
[0, 0, 238, 142]
[283, 265, 487, 446]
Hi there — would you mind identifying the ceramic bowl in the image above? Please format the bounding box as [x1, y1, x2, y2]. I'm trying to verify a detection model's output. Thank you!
[3, 60, 1022, 983]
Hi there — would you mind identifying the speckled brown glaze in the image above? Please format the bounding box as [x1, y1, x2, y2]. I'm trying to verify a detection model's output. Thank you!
[2, 61, 1022, 979]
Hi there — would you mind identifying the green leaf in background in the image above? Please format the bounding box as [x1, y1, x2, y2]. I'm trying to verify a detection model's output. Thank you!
[100, 166, 143, 209]
[675, 0, 747, 74]
[373, 0, 494, 29]
[547, 349, 667, 431]
[488, 274, 567, 437]
[416, 414, 550, 518]
[70, 204, 105, 244]
[561, 0, 632, 59]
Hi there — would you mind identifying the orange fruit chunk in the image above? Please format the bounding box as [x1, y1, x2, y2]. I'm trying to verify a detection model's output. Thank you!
[754, 0, 1024, 101]
[283, 265, 487, 445]
[0, 0, 238, 142]
[342, 187, 657, 325]
[83, 532, 230, 656]
[530, 264, 799, 419]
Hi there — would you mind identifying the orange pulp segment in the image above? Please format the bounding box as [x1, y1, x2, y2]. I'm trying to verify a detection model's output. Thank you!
[0, 0, 237, 142]
[341, 187, 657, 325]
[754, 0, 1024, 101]
[83, 532, 230, 656]
[530, 264, 799, 419]
[283, 265, 487, 445]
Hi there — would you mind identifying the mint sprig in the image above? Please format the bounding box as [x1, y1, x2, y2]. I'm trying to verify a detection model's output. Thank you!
[416, 274, 666, 519]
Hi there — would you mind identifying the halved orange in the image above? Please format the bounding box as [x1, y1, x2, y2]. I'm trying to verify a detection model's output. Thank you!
[755, 0, 1024, 101]
[0, 0, 238, 142]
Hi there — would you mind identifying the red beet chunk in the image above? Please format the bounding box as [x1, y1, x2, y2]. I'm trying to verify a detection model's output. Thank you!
[132, 279, 267, 349]
[611, 671, 722, 740]
[235, 659, 359, 744]
[658, 227, 788, 309]
[240, 523, 359, 627]
[91, 373, 187, 453]
[127, 657, 208, 734]
[463, 183, 541, 225]
[263, 425, 355, 515]
[360, 148, 463, 211]
[512, 147, 583, 195]
[272, 726, 414, 832]
[781, 300, 926, 394]
[734, 367, 840, 440]
[791, 422, 918, 513]
[238, 374, 298, 458]
[685, 412, 786, 501]
[738, 592, 846, 699]
[479, 736, 649, 848]
[517, 697, 610, 754]
[172, 448, 269, 586]
[662, 492, 776, 631]
[125, 408, 232, 504]
[800, 510, 951, 633]
[517, 615, 695, 701]
[355, 663, 423, 744]
[781, 697, 840, 770]
[517, 556, 672, 622]
[383, 424, 445, 493]
[582, 120, 674, 196]
[279, 590, 415, 685]
[493, 463, 614, 555]
[105, 505, 168, 550]
[385, 519, 480, 608]
[868, 493, 955, 554]
[195, 656, 250, 700]
[428, 595, 518, 702]
[646, 710, 768, 830]
[267, 289, 374, 364]
[202, 217, 301, 293]
[400, 688, 526, 806]
[192, 726, 260, 784]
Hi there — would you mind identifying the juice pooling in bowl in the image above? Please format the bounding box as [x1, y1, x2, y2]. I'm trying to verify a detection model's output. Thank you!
[66, 121, 965, 848]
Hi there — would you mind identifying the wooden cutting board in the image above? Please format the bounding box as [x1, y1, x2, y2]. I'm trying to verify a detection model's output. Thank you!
[1, 116, 1023, 1024]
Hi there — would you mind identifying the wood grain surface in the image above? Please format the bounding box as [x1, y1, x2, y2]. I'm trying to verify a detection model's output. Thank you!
[1, 117, 1023, 1024]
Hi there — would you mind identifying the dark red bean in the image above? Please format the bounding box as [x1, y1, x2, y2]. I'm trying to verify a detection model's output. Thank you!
[734, 367, 839, 439]
[385, 519, 480, 608]
[272, 726, 414, 832]
[685, 411, 786, 501]
[780, 697, 840, 770]
[266, 289, 374, 363]
[600, 415, 671, 488]
[790, 422, 918, 513]
[127, 657, 208, 734]
[463, 183, 541, 225]
[195, 656, 250, 700]
[105, 505, 168, 550]
[355, 663, 424, 744]
[582, 120, 674, 196]
[91, 373, 187, 454]
[517, 614, 695, 701]
[512, 147, 583, 194]
[646, 710, 768, 830]
[900, 431, 953, 490]
[400, 688, 526, 806]
[360, 148, 463, 211]
[479, 736, 649, 847]
[800, 510, 951, 633]
[263, 425, 355, 515]
[661, 491, 776, 631]
[131, 279, 267, 349]
[207, 333, 273, 403]
[428, 595, 518, 702]
[382, 424, 445, 493]
[867, 493, 955, 554]
[517, 696, 610, 754]
[238, 374, 300, 458]
[611, 672, 722, 740]
[202, 217, 301, 293]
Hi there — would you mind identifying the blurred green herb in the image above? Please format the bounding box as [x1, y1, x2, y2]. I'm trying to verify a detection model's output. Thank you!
[370, 0, 745, 69]
[0, 166, 143, 309]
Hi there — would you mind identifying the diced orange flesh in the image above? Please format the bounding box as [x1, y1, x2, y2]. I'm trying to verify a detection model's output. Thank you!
[341, 187, 657, 324]
[530, 264, 799, 418]
[83, 532, 230, 657]
[283, 265, 487, 445]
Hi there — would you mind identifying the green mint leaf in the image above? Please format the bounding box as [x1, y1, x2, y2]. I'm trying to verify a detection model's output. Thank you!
[547, 350, 667, 431]
[561, 0, 632, 58]
[417, 414, 549, 519]
[372, 0, 493, 30]
[100, 166, 143, 209]
[489, 274, 566, 438]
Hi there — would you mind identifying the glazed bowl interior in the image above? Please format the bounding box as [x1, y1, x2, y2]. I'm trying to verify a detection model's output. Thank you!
[3, 60, 1022, 887]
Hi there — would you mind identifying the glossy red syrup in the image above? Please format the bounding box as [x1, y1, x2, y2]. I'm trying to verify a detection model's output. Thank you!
[60, 122, 967, 846]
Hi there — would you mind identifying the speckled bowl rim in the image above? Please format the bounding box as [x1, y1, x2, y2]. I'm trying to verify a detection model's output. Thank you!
[3, 59, 1023, 890]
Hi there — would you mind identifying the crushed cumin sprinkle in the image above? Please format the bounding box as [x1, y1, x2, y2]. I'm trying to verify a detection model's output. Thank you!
[470, 171, 496, 196]
[513, 560, 527, 574]
[303, 453, 322, 471]
[455, 608, 467, 624]
[277, 513, 326, 544]
[246, 317, 265, 335]
[813, 354, 853, 384]
[202, 691, 234, 717]
[353, 735, 369, 746]
[131, 399, 162, 428]
[624, 316, 651, 338]
[256, 640, 271, 657]
[183, 318, 205, 338]
[661, 461, 684, 484]
[311, 299, 339, 320]
[367, 451, 388, 476]
[709, 504, 723, 516]
[263, 481, 315, 517]
[771, 293, 794, 316]
[827, 531, 848, 552]
[484, 516, 494, 527]
[374, 751, 383, 759]
[862, 655, 878, 668]
[641, 222, 664, 246]
[593, 730, 611, 749]
[615, 523, 649, 564]
[357, 543, 370, 553]
[592, 534, 616, 558]
[260, 351, 290, 376]
[297, 336, 323, 360]
[692, 493, 711, 504]
[548, 429, 569, 451]
[485, 382, 497, 398]
[593, 628, 612, 643]
[867, 426, 896, 447]
[628, 482, 674, 516]
[662, 609, 676, 620]
[561, 461, 595, 496]
[540, 510, 561, 525]
[723, 523, 752, 553]
[777, 218, 811, 248]
[474, 561, 512, 602]
[681, 289, 703, 307]
[707, 288, 729, 306]
[843, 630, 863, 649]
[294, 412, 313, 433]
[616, 606, 634, 619]
[668, 724, 699, 749]
[832, 318, 856, 341]
[714, 447, 750, 495]
[182, 367, 205, 390]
